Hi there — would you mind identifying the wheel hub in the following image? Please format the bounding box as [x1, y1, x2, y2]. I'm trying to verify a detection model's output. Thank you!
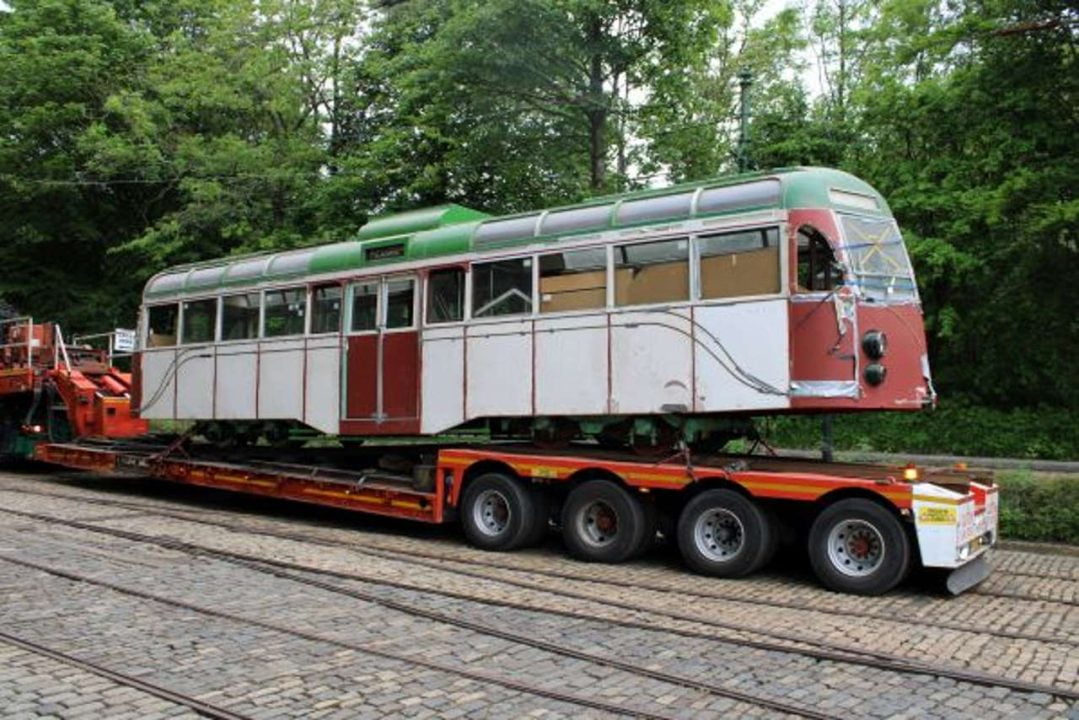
[473, 489, 511, 537]
[580, 501, 619, 547]
[694, 508, 744, 562]
[827, 519, 885, 577]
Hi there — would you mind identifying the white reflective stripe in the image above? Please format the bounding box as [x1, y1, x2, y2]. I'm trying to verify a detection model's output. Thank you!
[788, 380, 859, 398]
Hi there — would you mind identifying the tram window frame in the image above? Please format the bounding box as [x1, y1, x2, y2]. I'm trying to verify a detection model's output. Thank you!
[797, 228, 845, 292]
[310, 283, 343, 334]
[146, 304, 179, 348]
[538, 247, 608, 314]
[349, 280, 379, 333]
[613, 236, 690, 307]
[220, 292, 261, 341]
[384, 277, 415, 330]
[426, 267, 466, 325]
[472, 257, 534, 319]
[263, 286, 307, 338]
[180, 298, 217, 345]
[697, 226, 781, 300]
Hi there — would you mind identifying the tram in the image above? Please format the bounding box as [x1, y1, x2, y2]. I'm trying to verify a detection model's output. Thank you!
[134, 167, 932, 448]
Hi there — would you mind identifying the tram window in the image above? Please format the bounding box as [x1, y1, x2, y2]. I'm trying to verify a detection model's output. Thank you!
[698, 227, 780, 299]
[797, 228, 844, 292]
[311, 284, 342, 334]
[473, 258, 533, 318]
[539, 248, 607, 313]
[426, 268, 465, 324]
[263, 287, 306, 337]
[614, 237, 689, 306]
[181, 299, 217, 344]
[350, 281, 378, 332]
[385, 278, 415, 329]
[221, 293, 260, 340]
[147, 304, 178, 348]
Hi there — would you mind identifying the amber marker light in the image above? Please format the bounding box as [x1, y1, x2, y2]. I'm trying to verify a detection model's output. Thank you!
[903, 464, 919, 482]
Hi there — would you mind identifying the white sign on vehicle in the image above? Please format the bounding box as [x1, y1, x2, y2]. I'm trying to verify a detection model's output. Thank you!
[112, 328, 137, 353]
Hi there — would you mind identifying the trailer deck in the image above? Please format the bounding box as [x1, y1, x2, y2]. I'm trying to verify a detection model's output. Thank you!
[33, 437, 998, 595]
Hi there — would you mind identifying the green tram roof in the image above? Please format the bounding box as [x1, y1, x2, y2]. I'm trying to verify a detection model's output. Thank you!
[144, 166, 890, 300]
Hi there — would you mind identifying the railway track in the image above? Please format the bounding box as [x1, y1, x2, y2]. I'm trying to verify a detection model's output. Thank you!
[2, 500, 1077, 704]
[0, 512, 838, 720]
[0, 630, 252, 720]
[3, 483, 1075, 644]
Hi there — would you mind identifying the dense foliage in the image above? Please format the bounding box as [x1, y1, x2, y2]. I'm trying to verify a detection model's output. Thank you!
[0, 0, 1075, 420]
[997, 471, 1079, 545]
[763, 401, 1079, 460]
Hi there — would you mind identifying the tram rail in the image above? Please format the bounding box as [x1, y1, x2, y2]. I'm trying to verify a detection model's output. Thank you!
[1, 501, 1075, 703]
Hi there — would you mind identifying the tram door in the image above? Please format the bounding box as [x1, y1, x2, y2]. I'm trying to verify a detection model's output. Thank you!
[345, 276, 420, 426]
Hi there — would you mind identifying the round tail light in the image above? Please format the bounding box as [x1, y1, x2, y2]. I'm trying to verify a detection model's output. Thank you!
[862, 330, 887, 359]
[864, 363, 887, 386]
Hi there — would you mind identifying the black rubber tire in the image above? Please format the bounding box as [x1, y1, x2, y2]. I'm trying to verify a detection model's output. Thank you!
[755, 504, 781, 572]
[630, 498, 658, 559]
[521, 485, 552, 547]
[459, 473, 537, 552]
[676, 489, 773, 578]
[808, 498, 912, 596]
[561, 480, 648, 563]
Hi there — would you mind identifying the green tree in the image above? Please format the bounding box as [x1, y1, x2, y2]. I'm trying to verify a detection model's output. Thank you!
[0, 0, 154, 329]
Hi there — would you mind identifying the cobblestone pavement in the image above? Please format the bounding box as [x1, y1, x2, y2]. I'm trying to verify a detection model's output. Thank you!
[0, 470, 1077, 719]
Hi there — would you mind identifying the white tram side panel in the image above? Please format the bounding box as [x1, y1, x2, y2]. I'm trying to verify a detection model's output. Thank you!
[304, 335, 341, 434]
[139, 348, 177, 419]
[420, 326, 465, 434]
[174, 347, 215, 419]
[533, 313, 609, 416]
[465, 318, 532, 420]
[692, 299, 791, 412]
[258, 338, 305, 420]
[610, 309, 694, 414]
[215, 342, 258, 419]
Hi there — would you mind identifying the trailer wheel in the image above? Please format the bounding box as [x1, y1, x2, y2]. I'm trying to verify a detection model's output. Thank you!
[460, 473, 537, 551]
[561, 480, 647, 563]
[808, 498, 911, 595]
[676, 489, 774, 577]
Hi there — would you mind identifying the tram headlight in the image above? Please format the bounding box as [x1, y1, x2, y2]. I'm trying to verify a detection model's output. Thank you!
[864, 363, 887, 386]
[862, 330, 887, 359]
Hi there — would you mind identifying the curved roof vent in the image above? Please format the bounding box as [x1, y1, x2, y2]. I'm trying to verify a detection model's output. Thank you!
[357, 204, 490, 241]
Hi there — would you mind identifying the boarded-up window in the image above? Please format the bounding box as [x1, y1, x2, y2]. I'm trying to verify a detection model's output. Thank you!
[426, 268, 465, 324]
[473, 258, 533, 318]
[147, 304, 178, 347]
[264, 288, 306, 337]
[221, 293, 260, 340]
[614, 238, 689, 306]
[698, 227, 780, 299]
[181, 299, 217, 344]
[539, 248, 607, 313]
[311, 285, 342, 334]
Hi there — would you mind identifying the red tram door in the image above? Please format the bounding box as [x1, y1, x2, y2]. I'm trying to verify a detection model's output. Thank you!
[345, 276, 420, 431]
